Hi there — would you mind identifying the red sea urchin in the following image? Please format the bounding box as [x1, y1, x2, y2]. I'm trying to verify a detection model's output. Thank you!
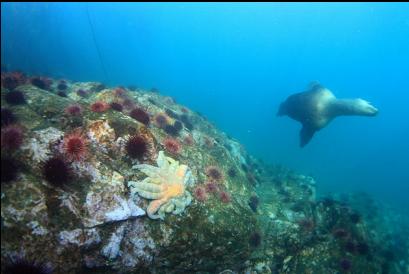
[219, 191, 231, 203]
[126, 135, 148, 160]
[65, 104, 83, 116]
[90, 101, 110, 113]
[205, 166, 224, 183]
[204, 181, 219, 194]
[63, 130, 88, 162]
[130, 107, 150, 125]
[1, 125, 24, 151]
[1, 72, 24, 90]
[194, 186, 208, 202]
[42, 157, 72, 187]
[163, 138, 181, 155]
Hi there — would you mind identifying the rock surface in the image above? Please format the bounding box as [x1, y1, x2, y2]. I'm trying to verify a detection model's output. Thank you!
[1, 73, 408, 273]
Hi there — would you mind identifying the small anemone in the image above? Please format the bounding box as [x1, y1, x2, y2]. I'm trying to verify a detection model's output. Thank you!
[42, 157, 72, 187]
[130, 107, 150, 125]
[5, 90, 26, 105]
[126, 135, 148, 160]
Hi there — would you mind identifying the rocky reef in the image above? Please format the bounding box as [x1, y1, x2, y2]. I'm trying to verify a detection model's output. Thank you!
[1, 72, 408, 273]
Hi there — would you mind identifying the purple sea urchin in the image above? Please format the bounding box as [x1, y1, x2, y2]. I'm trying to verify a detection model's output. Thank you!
[1, 157, 19, 183]
[1, 108, 17, 127]
[249, 232, 261, 248]
[126, 135, 148, 160]
[42, 157, 72, 187]
[130, 107, 150, 125]
[4, 257, 52, 274]
[1, 125, 24, 151]
[30, 77, 52, 90]
[205, 166, 224, 183]
[5, 90, 26, 105]
[110, 102, 123, 112]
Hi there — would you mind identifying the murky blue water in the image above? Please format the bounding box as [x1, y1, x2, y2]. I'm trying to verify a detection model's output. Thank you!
[2, 2, 409, 214]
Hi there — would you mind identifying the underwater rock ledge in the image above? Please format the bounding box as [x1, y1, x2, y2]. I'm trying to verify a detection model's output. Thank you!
[1, 72, 408, 274]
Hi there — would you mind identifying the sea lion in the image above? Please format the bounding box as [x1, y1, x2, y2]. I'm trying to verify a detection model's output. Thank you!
[277, 83, 378, 147]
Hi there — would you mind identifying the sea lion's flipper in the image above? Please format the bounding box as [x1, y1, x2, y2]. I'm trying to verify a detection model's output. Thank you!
[300, 125, 316, 147]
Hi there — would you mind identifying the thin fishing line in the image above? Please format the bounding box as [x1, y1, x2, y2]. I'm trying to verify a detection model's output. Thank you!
[86, 4, 110, 84]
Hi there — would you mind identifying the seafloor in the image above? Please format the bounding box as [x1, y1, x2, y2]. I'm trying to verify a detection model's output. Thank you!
[1, 71, 408, 274]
